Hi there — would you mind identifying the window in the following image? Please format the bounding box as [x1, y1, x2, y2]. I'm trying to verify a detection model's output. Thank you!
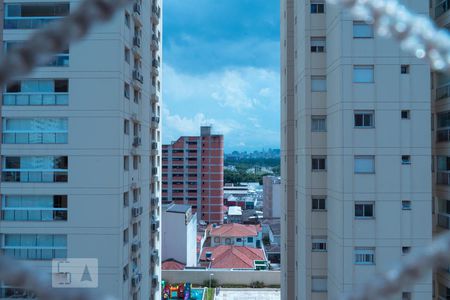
[3, 118, 68, 144]
[214, 237, 220, 243]
[312, 196, 326, 210]
[133, 155, 139, 170]
[354, 111, 374, 128]
[3, 79, 68, 106]
[247, 237, 254, 243]
[400, 110, 410, 120]
[402, 292, 411, 300]
[354, 247, 375, 265]
[125, 47, 130, 63]
[353, 65, 374, 83]
[437, 156, 450, 185]
[353, 21, 374, 38]
[236, 238, 242, 242]
[311, 76, 326, 91]
[123, 192, 129, 207]
[355, 202, 374, 218]
[2, 234, 67, 260]
[402, 200, 412, 210]
[354, 156, 375, 174]
[311, 277, 327, 292]
[312, 156, 326, 171]
[125, 12, 130, 27]
[2, 156, 68, 183]
[311, 37, 326, 52]
[124, 119, 129, 135]
[225, 238, 232, 245]
[124, 83, 130, 99]
[1, 195, 67, 221]
[311, 116, 326, 132]
[310, 1, 325, 14]
[312, 237, 327, 252]
[402, 247, 411, 255]
[402, 155, 411, 165]
[124, 156, 129, 171]
[123, 264, 129, 282]
[5, 42, 69, 67]
[401, 65, 410, 74]
[4, 3, 70, 29]
[123, 228, 129, 244]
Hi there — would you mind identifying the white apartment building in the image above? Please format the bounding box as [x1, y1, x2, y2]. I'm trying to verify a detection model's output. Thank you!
[281, 0, 432, 299]
[162, 203, 197, 267]
[0, 0, 162, 299]
[432, 1, 450, 299]
[263, 176, 281, 218]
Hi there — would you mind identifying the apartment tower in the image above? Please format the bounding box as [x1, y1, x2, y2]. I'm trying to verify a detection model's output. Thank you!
[281, 0, 432, 299]
[162, 126, 224, 224]
[0, 0, 162, 299]
[432, 1, 450, 299]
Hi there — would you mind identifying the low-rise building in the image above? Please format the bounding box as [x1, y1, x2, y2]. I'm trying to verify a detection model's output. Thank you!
[162, 204, 197, 267]
[262, 176, 281, 218]
[227, 206, 243, 223]
[162, 259, 186, 271]
[208, 223, 262, 248]
[199, 245, 268, 270]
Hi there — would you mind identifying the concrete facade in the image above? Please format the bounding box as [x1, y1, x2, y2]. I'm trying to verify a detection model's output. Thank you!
[162, 126, 224, 224]
[0, 1, 162, 299]
[162, 204, 197, 267]
[281, 1, 432, 299]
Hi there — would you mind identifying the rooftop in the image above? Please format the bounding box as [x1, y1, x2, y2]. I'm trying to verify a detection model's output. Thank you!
[166, 204, 191, 214]
[161, 259, 185, 270]
[209, 223, 259, 238]
[200, 245, 266, 269]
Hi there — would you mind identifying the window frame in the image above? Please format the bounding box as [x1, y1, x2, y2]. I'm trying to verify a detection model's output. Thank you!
[353, 65, 374, 83]
[354, 110, 375, 128]
[354, 155, 375, 174]
[353, 21, 374, 38]
[311, 115, 327, 132]
[354, 202, 375, 219]
[312, 156, 327, 171]
[354, 247, 375, 265]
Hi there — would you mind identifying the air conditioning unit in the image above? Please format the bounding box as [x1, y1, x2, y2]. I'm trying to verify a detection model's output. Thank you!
[151, 142, 158, 149]
[131, 274, 142, 287]
[151, 197, 159, 207]
[151, 93, 159, 103]
[132, 137, 141, 147]
[151, 219, 160, 231]
[132, 206, 143, 217]
[132, 70, 143, 83]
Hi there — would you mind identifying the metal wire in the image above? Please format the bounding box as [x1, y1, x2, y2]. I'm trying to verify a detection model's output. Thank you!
[328, 0, 450, 72]
[0, 0, 133, 86]
[0, 255, 114, 300]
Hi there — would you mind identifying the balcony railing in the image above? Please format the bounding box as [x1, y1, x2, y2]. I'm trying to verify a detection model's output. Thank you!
[1, 247, 67, 260]
[3, 92, 68, 106]
[436, 83, 450, 101]
[3, 132, 68, 144]
[436, 0, 450, 18]
[438, 212, 450, 229]
[2, 171, 68, 183]
[1, 209, 67, 221]
[4, 16, 64, 30]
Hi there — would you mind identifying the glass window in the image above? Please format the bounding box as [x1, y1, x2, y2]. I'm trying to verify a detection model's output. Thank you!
[2, 234, 67, 260]
[401, 110, 411, 120]
[354, 111, 374, 128]
[355, 202, 374, 218]
[353, 65, 374, 83]
[312, 237, 327, 252]
[353, 21, 374, 38]
[354, 247, 375, 265]
[4, 3, 70, 29]
[311, 37, 326, 52]
[310, 1, 325, 14]
[402, 155, 411, 165]
[312, 156, 326, 171]
[5, 41, 69, 67]
[311, 277, 327, 292]
[2, 156, 68, 182]
[401, 65, 410, 74]
[311, 116, 326, 132]
[311, 76, 326, 92]
[247, 237, 254, 243]
[354, 156, 375, 173]
[402, 200, 412, 210]
[2, 195, 67, 221]
[312, 197, 326, 210]
[4, 79, 68, 106]
[124, 83, 130, 99]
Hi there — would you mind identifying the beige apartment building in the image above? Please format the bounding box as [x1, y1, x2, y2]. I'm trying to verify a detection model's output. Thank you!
[0, 0, 162, 299]
[281, 0, 433, 299]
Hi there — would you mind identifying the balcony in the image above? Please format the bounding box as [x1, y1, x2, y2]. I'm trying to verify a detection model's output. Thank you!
[1, 209, 67, 221]
[151, 116, 160, 128]
[132, 137, 141, 147]
[438, 212, 450, 229]
[3, 132, 68, 144]
[2, 171, 68, 183]
[151, 218, 160, 232]
[151, 196, 159, 208]
[131, 273, 142, 288]
[151, 93, 159, 103]
[132, 206, 143, 218]
[436, 83, 450, 101]
[3, 92, 68, 106]
[152, 60, 160, 76]
[131, 240, 141, 254]
[437, 171, 450, 185]
[151, 142, 159, 155]
[436, 0, 450, 18]
[151, 250, 159, 265]
[151, 5, 161, 25]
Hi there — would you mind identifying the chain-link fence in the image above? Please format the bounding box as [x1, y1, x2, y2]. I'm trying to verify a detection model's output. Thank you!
[0, 0, 449, 299]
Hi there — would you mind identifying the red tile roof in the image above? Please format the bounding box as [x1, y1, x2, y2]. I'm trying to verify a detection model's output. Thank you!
[161, 259, 185, 270]
[200, 245, 266, 269]
[209, 223, 259, 238]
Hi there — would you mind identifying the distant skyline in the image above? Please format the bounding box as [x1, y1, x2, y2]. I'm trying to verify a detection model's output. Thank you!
[162, 0, 280, 151]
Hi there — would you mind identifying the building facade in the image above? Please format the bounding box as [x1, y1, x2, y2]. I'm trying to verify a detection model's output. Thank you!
[263, 176, 281, 218]
[0, 0, 162, 299]
[432, 1, 450, 299]
[281, 0, 432, 299]
[162, 126, 224, 224]
[162, 204, 197, 267]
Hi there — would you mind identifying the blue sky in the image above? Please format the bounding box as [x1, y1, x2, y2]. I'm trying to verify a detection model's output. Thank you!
[162, 0, 280, 152]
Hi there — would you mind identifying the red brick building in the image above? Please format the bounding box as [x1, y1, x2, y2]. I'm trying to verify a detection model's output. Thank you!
[162, 126, 224, 224]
